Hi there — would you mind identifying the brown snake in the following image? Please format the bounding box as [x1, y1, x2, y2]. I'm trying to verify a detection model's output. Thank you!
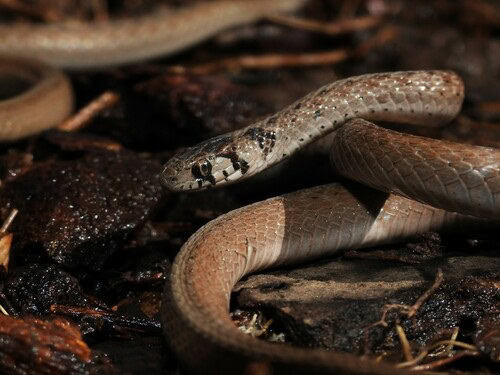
[0, 0, 305, 139]
[161, 71, 500, 374]
[0, 2, 499, 374]
[0, 0, 305, 69]
[0, 57, 73, 140]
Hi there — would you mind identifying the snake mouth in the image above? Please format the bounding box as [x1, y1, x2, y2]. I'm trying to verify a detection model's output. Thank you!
[161, 158, 249, 192]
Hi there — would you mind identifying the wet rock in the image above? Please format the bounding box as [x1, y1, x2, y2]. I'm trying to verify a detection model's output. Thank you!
[0, 315, 115, 375]
[1, 150, 164, 269]
[235, 255, 500, 363]
[3, 263, 90, 315]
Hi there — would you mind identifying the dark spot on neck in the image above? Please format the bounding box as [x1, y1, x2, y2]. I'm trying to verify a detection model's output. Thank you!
[243, 127, 276, 157]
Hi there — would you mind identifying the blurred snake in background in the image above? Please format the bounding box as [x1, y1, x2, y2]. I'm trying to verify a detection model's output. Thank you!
[0, 1, 498, 374]
[0, 0, 305, 138]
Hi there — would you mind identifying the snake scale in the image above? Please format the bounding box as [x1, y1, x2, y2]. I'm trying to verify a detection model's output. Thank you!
[0, 1, 498, 374]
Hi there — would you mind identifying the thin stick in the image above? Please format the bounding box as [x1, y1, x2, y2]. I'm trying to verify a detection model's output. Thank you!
[411, 351, 479, 371]
[0, 209, 18, 233]
[58, 91, 120, 132]
[0, 304, 9, 316]
[168, 24, 398, 74]
[267, 14, 381, 36]
[396, 325, 413, 361]
[407, 269, 443, 318]
[397, 336, 478, 368]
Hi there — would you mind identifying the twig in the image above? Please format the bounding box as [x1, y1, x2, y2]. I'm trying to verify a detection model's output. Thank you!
[169, 49, 350, 75]
[443, 327, 460, 356]
[407, 268, 443, 318]
[427, 339, 477, 352]
[411, 350, 479, 371]
[0, 209, 17, 233]
[0, 208, 17, 271]
[50, 304, 161, 333]
[57, 91, 120, 132]
[396, 325, 413, 361]
[395, 349, 429, 369]
[0, 304, 8, 316]
[168, 24, 398, 74]
[364, 269, 445, 362]
[374, 268, 444, 327]
[267, 14, 382, 36]
[397, 335, 478, 369]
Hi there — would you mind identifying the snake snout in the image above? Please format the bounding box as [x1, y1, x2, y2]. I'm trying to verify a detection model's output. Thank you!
[160, 164, 181, 191]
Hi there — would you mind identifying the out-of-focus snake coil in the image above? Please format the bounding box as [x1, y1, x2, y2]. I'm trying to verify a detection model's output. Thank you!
[0, 0, 305, 138]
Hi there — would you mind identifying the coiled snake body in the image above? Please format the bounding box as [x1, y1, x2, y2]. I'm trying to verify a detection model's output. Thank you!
[0, 1, 498, 374]
[161, 71, 499, 374]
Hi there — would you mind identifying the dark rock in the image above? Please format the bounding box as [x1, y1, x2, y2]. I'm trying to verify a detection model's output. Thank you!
[0, 315, 115, 375]
[235, 255, 500, 362]
[3, 263, 90, 315]
[1, 150, 164, 269]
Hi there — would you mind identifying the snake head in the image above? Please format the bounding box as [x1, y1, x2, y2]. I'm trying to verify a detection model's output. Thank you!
[161, 133, 252, 192]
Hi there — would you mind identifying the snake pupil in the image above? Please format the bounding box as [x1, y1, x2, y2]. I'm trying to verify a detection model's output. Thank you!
[192, 160, 212, 179]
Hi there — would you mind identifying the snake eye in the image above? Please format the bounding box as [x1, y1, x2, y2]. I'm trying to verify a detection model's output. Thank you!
[192, 159, 212, 179]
